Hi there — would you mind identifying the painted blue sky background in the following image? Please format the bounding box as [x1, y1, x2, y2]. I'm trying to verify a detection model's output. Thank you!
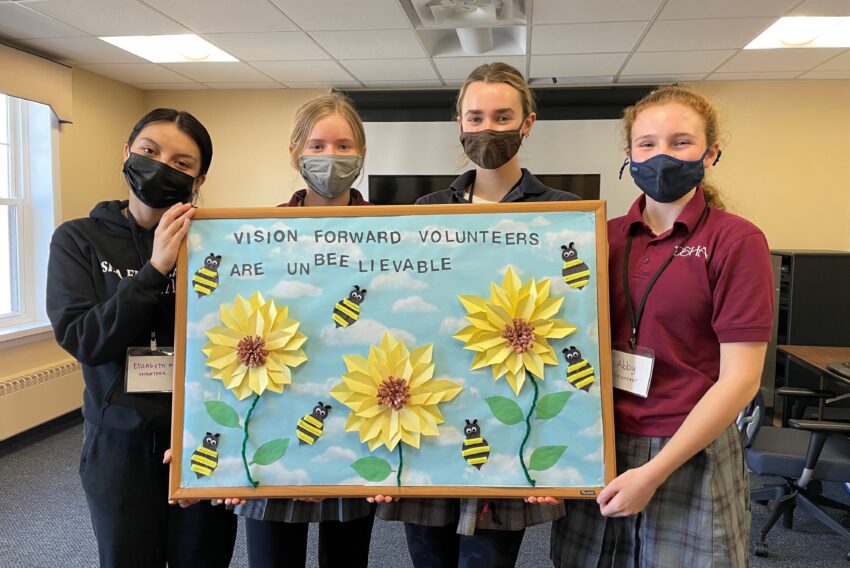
[180, 210, 605, 490]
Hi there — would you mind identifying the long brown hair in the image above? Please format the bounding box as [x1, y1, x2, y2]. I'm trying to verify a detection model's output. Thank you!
[622, 85, 726, 210]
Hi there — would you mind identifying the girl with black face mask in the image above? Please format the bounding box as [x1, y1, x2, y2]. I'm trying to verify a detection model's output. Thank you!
[46, 109, 236, 568]
[372, 62, 579, 568]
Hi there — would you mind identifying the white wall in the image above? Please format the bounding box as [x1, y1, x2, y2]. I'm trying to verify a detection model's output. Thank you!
[361, 119, 639, 218]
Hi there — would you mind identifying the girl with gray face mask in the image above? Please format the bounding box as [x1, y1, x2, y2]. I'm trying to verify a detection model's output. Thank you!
[231, 94, 375, 568]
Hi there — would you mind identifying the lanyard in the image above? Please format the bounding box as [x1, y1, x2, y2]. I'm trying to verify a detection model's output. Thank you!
[126, 209, 149, 270]
[623, 205, 708, 349]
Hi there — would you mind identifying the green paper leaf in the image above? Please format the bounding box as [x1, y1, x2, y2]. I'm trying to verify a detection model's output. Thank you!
[204, 400, 240, 428]
[351, 457, 393, 482]
[528, 445, 568, 471]
[252, 438, 290, 466]
[485, 396, 524, 425]
[535, 391, 573, 420]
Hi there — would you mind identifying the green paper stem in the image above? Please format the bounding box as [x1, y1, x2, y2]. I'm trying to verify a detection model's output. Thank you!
[396, 444, 404, 487]
[519, 377, 539, 487]
[241, 394, 261, 488]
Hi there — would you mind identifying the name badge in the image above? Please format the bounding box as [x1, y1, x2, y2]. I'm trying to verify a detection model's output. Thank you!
[126, 346, 174, 393]
[612, 344, 655, 398]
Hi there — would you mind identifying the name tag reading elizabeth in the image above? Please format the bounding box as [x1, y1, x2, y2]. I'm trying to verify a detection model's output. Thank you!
[126, 346, 174, 393]
[612, 344, 655, 398]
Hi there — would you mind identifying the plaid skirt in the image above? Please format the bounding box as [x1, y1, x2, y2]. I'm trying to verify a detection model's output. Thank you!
[235, 498, 374, 523]
[551, 425, 750, 568]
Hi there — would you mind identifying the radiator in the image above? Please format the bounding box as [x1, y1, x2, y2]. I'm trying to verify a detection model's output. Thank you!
[0, 359, 84, 440]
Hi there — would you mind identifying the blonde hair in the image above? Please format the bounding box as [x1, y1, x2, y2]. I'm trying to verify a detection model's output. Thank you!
[455, 62, 535, 120]
[289, 93, 366, 170]
[622, 84, 726, 210]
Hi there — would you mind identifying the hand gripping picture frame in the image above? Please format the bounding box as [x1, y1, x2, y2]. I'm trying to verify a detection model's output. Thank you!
[169, 201, 615, 500]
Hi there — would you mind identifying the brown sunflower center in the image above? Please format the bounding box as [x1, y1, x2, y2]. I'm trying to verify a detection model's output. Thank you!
[237, 335, 269, 368]
[502, 318, 535, 354]
[376, 376, 411, 411]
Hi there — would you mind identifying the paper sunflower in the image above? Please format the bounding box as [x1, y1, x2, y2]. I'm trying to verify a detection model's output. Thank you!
[454, 266, 577, 396]
[202, 292, 308, 400]
[330, 332, 462, 451]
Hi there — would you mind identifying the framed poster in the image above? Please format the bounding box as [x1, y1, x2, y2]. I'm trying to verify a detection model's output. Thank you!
[169, 202, 615, 500]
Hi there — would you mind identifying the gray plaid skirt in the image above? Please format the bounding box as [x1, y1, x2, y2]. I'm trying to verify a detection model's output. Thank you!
[235, 498, 374, 523]
[550, 425, 750, 568]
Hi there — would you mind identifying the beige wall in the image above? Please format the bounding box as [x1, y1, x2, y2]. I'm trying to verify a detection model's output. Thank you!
[692, 80, 850, 251]
[143, 88, 324, 207]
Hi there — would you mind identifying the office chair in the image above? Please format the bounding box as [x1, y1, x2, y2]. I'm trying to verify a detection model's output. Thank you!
[743, 387, 850, 559]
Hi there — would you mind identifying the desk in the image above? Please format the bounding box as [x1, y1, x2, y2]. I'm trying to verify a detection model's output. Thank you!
[778, 345, 850, 423]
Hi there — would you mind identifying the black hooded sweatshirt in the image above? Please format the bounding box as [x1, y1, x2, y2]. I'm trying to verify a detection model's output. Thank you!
[47, 200, 176, 432]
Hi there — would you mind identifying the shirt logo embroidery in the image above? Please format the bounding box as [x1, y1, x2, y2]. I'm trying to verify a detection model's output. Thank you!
[673, 245, 709, 259]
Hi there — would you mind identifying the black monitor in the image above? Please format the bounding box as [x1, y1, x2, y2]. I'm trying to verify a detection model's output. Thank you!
[367, 173, 600, 205]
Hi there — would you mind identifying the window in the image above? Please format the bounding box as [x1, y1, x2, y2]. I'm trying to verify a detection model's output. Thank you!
[0, 94, 60, 340]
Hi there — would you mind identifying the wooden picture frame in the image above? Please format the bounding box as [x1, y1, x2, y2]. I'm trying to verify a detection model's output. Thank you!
[169, 201, 615, 500]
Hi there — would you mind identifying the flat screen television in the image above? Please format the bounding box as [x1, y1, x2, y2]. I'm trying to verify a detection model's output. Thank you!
[367, 173, 600, 205]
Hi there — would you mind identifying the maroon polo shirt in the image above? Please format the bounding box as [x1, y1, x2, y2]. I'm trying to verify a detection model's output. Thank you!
[608, 187, 774, 436]
[278, 188, 372, 207]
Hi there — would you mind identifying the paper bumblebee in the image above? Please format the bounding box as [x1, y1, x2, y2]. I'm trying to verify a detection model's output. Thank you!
[332, 285, 367, 328]
[192, 253, 222, 298]
[296, 401, 332, 445]
[561, 243, 590, 291]
[461, 419, 490, 469]
[190, 432, 220, 478]
[563, 346, 595, 391]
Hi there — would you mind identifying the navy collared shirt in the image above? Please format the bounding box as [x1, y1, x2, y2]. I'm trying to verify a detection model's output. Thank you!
[415, 168, 580, 204]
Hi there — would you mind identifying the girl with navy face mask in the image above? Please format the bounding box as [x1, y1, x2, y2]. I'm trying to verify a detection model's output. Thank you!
[47, 109, 237, 568]
[551, 86, 774, 567]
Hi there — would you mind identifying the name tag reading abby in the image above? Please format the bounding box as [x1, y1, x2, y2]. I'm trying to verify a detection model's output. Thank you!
[612, 344, 655, 398]
[126, 337, 174, 393]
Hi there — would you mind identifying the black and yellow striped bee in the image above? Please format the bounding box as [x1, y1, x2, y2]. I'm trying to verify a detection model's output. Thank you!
[332, 285, 367, 328]
[190, 432, 220, 478]
[561, 243, 590, 291]
[192, 253, 222, 298]
[563, 346, 595, 391]
[296, 401, 332, 446]
[461, 419, 490, 470]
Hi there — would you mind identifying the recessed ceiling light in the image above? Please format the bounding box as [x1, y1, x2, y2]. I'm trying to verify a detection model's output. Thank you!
[746, 17, 850, 49]
[99, 35, 237, 63]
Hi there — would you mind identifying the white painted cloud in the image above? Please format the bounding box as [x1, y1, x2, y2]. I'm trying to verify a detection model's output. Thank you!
[322, 416, 348, 437]
[392, 296, 437, 313]
[270, 280, 322, 299]
[544, 229, 595, 257]
[583, 447, 603, 463]
[439, 316, 468, 335]
[432, 425, 464, 446]
[188, 232, 203, 252]
[494, 218, 531, 233]
[579, 417, 603, 438]
[368, 272, 427, 291]
[221, 456, 312, 485]
[320, 319, 415, 346]
[451, 377, 480, 398]
[183, 429, 199, 452]
[530, 216, 551, 227]
[462, 453, 521, 483]
[402, 469, 433, 486]
[289, 377, 339, 398]
[311, 446, 357, 464]
[537, 465, 583, 486]
[186, 311, 220, 339]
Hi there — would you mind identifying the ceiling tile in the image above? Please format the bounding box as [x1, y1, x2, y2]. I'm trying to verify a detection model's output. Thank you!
[341, 58, 438, 82]
[361, 80, 445, 88]
[203, 82, 286, 89]
[433, 56, 527, 80]
[716, 48, 845, 72]
[311, 30, 425, 59]
[203, 32, 327, 61]
[790, 0, 850, 16]
[140, 0, 297, 33]
[160, 62, 272, 82]
[270, 0, 410, 30]
[530, 76, 615, 85]
[622, 50, 736, 74]
[20, 36, 148, 64]
[132, 82, 210, 90]
[284, 81, 361, 89]
[532, 0, 662, 24]
[706, 71, 802, 80]
[252, 60, 356, 82]
[799, 69, 850, 78]
[617, 73, 707, 83]
[638, 18, 774, 51]
[529, 53, 628, 77]
[80, 63, 193, 83]
[25, 0, 189, 36]
[659, 0, 797, 19]
[813, 49, 850, 69]
[0, 3, 87, 39]
[531, 22, 647, 54]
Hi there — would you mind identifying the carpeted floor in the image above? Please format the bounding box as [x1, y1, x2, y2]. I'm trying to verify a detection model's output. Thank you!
[0, 417, 847, 567]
